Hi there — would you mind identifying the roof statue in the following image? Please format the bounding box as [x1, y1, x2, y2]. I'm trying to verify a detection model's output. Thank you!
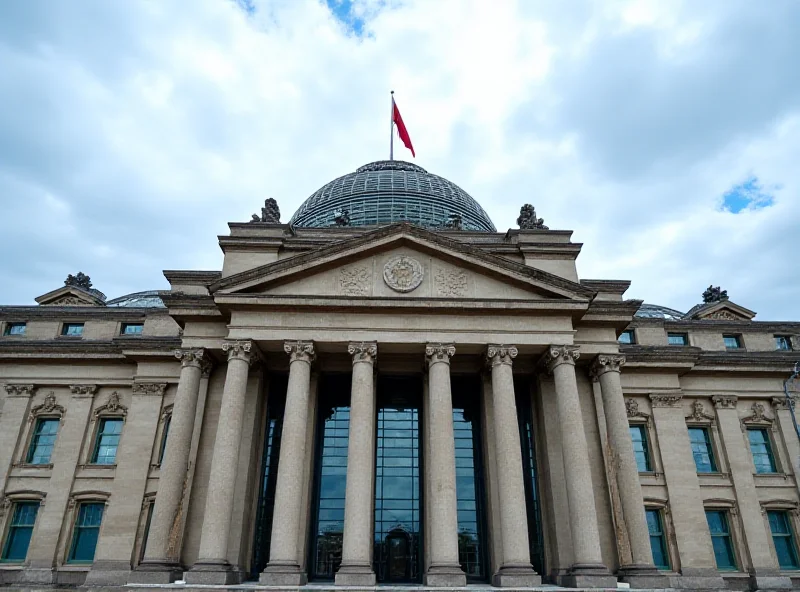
[333, 209, 351, 227]
[250, 198, 281, 224]
[445, 212, 463, 230]
[517, 204, 549, 230]
[702, 285, 729, 303]
[64, 272, 92, 290]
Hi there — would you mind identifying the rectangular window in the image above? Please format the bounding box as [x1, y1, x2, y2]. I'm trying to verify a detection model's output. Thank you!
[91, 418, 123, 465]
[748, 428, 777, 474]
[3, 322, 26, 336]
[67, 503, 104, 563]
[1, 502, 39, 562]
[629, 424, 652, 472]
[120, 323, 144, 335]
[668, 333, 688, 346]
[775, 336, 793, 351]
[646, 509, 670, 570]
[723, 335, 742, 349]
[619, 330, 636, 345]
[706, 510, 737, 570]
[768, 511, 800, 570]
[689, 427, 717, 473]
[26, 418, 59, 464]
[158, 415, 171, 465]
[61, 323, 84, 336]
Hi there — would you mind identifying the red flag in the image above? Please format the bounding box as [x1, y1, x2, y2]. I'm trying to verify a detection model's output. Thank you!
[392, 99, 415, 157]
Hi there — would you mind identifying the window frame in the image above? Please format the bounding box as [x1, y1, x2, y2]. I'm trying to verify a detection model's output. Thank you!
[60, 322, 85, 337]
[667, 332, 688, 346]
[645, 506, 671, 570]
[747, 427, 778, 474]
[705, 506, 739, 571]
[688, 425, 718, 474]
[774, 336, 793, 351]
[26, 417, 60, 465]
[18, 391, 66, 468]
[158, 413, 171, 466]
[0, 500, 41, 563]
[3, 322, 26, 336]
[629, 422, 653, 473]
[90, 417, 124, 465]
[767, 510, 800, 570]
[723, 334, 743, 350]
[66, 500, 106, 564]
[120, 322, 144, 336]
[618, 329, 636, 345]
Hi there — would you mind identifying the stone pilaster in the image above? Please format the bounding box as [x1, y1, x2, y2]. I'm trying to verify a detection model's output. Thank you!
[423, 343, 466, 587]
[186, 341, 259, 585]
[713, 396, 792, 590]
[261, 341, 316, 586]
[336, 342, 378, 586]
[485, 345, 540, 587]
[544, 345, 615, 588]
[590, 355, 666, 588]
[132, 350, 208, 584]
[649, 393, 725, 589]
[0, 385, 35, 498]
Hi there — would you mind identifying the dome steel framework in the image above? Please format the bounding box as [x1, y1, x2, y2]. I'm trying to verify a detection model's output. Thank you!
[289, 160, 497, 232]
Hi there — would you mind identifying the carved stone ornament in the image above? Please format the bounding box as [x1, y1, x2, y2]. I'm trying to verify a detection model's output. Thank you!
[712, 395, 738, 409]
[284, 340, 316, 364]
[223, 340, 261, 365]
[741, 402, 773, 426]
[94, 391, 127, 418]
[772, 396, 797, 411]
[517, 204, 549, 230]
[174, 348, 207, 368]
[702, 285, 729, 303]
[65, 272, 93, 290]
[50, 295, 92, 306]
[649, 393, 683, 407]
[706, 310, 739, 321]
[625, 398, 650, 421]
[333, 208, 351, 226]
[4, 384, 36, 397]
[383, 255, 424, 293]
[339, 266, 371, 296]
[543, 345, 580, 373]
[434, 267, 468, 298]
[686, 400, 716, 423]
[70, 384, 98, 397]
[250, 198, 281, 223]
[425, 343, 456, 366]
[486, 345, 518, 367]
[132, 382, 168, 397]
[29, 391, 66, 421]
[589, 354, 625, 381]
[348, 342, 377, 365]
[445, 212, 463, 230]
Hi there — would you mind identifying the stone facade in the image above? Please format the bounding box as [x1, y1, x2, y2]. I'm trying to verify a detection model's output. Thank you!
[1, 191, 799, 591]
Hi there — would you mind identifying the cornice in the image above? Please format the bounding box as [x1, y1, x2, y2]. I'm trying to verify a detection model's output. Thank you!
[0, 307, 153, 320]
[579, 279, 632, 295]
[619, 345, 702, 366]
[629, 317, 800, 332]
[0, 337, 180, 360]
[582, 299, 643, 320]
[162, 270, 221, 285]
[695, 351, 799, 371]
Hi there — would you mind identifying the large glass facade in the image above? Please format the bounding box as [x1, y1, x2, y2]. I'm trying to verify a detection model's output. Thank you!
[250, 375, 287, 579]
[452, 378, 488, 581]
[309, 376, 351, 580]
[373, 376, 422, 583]
[516, 378, 545, 575]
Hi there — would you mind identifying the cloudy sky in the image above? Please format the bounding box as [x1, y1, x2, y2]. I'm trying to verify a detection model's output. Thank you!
[1, 0, 798, 319]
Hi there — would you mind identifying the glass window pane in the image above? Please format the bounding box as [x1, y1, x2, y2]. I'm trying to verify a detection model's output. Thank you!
[748, 429, 777, 473]
[68, 503, 104, 562]
[706, 511, 737, 570]
[629, 425, 651, 472]
[668, 333, 687, 345]
[1, 503, 39, 561]
[768, 511, 800, 569]
[27, 418, 60, 464]
[689, 427, 717, 473]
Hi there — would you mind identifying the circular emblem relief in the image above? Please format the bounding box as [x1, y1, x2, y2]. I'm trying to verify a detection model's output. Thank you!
[383, 255, 424, 293]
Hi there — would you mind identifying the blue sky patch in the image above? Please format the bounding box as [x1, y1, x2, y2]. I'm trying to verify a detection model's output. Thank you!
[720, 176, 775, 214]
[235, 0, 256, 15]
[326, 0, 366, 36]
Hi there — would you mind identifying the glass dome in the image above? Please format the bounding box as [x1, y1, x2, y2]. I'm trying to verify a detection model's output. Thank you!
[635, 303, 685, 320]
[289, 160, 496, 232]
[106, 290, 165, 308]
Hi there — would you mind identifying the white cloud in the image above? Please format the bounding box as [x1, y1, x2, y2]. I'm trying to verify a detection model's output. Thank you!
[0, 0, 797, 319]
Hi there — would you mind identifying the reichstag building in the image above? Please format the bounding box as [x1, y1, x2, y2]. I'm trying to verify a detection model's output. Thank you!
[1, 160, 799, 591]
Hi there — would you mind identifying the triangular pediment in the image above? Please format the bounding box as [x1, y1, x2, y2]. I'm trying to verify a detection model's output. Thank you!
[211, 223, 595, 302]
[35, 286, 106, 307]
[688, 300, 756, 321]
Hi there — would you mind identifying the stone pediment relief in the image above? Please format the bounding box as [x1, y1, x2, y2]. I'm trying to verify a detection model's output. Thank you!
[688, 300, 756, 321]
[35, 286, 105, 307]
[212, 224, 594, 302]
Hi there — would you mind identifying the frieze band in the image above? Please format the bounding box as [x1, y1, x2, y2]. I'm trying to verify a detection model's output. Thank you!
[649, 393, 683, 407]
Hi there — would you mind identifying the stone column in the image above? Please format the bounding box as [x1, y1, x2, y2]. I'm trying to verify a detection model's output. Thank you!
[485, 345, 540, 587]
[186, 341, 259, 585]
[713, 395, 791, 590]
[132, 350, 209, 584]
[261, 341, 316, 586]
[336, 342, 378, 585]
[424, 343, 467, 586]
[544, 345, 615, 588]
[590, 355, 666, 588]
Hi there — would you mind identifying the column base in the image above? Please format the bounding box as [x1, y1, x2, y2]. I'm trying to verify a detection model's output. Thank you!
[492, 562, 542, 587]
[260, 560, 308, 585]
[749, 567, 793, 590]
[128, 559, 184, 584]
[424, 563, 467, 587]
[84, 560, 132, 585]
[335, 562, 377, 586]
[670, 567, 727, 589]
[185, 559, 243, 585]
[560, 562, 617, 588]
[617, 563, 669, 588]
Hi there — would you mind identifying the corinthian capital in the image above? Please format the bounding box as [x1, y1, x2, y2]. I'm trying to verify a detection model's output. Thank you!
[70, 384, 97, 397]
[348, 342, 377, 365]
[223, 340, 262, 365]
[425, 343, 456, 367]
[3, 384, 36, 397]
[486, 344, 518, 368]
[174, 348, 209, 370]
[712, 395, 738, 409]
[284, 340, 315, 364]
[589, 354, 626, 381]
[543, 345, 580, 373]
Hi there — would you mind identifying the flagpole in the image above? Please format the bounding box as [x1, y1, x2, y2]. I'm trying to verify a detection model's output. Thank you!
[389, 90, 394, 161]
